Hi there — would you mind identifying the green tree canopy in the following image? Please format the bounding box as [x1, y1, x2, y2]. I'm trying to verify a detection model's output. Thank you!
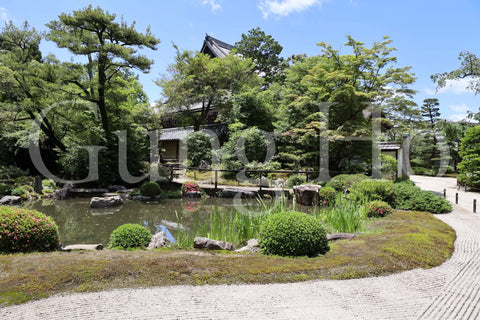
[457, 126, 480, 188]
[158, 48, 260, 130]
[234, 27, 285, 85]
[46, 5, 160, 135]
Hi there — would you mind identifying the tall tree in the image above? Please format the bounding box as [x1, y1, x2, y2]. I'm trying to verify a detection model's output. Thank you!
[276, 36, 416, 171]
[46, 5, 160, 136]
[234, 27, 285, 85]
[421, 98, 441, 128]
[158, 48, 260, 131]
[0, 22, 67, 152]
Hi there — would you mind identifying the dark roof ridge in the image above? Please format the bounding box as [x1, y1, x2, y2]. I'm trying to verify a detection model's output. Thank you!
[205, 34, 235, 50]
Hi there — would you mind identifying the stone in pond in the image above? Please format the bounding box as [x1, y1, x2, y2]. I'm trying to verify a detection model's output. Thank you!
[90, 195, 123, 208]
[0, 195, 22, 205]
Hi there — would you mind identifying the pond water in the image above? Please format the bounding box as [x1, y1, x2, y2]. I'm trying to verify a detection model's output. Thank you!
[28, 197, 296, 246]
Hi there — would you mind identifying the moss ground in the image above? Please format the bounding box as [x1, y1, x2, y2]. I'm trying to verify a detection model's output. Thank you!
[0, 211, 455, 306]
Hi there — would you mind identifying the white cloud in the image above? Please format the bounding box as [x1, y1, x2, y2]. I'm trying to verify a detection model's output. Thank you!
[425, 78, 477, 95]
[446, 104, 476, 122]
[202, 0, 221, 13]
[0, 8, 8, 22]
[258, 0, 328, 19]
[449, 104, 471, 113]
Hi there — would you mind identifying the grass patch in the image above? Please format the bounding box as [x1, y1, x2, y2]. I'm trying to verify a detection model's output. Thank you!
[0, 211, 455, 307]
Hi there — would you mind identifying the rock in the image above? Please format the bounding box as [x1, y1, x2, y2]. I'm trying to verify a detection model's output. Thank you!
[108, 185, 126, 192]
[235, 238, 261, 254]
[90, 195, 123, 208]
[0, 195, 22, 205]
[147, 231, 170, 250]
[183, 191, 201, 198]
[194, 236, 235, 251]
[54, 186, 71, 200]
[62, 244, 103, 251]
[273, 178, 286, 188]
[258, 177, 269, 187]
[327, 233, 362, 241]
[220, 187, 256, 199]
[131, 195, 152, 201]
[293, 184, 321, 206]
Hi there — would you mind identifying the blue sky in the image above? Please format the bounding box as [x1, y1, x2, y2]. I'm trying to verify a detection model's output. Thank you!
[1, 0, 479, 121]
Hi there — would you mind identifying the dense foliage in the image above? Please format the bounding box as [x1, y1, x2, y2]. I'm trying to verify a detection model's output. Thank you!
[347, 179, 394, 203]
[108, 223, 152, 249]
[286, 174, 306, 188]
[0, 207, 58, 253]
[183, 131, 213, 167]
[457, 126, 480, 188]
[260, 211, 329, 257]
[318, 186, 336, 206]
[391, 181, 452, 214]
[325, 174, 369, 192]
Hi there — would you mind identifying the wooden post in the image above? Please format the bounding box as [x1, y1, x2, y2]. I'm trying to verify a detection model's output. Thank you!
[443, 189, 446, 198]
[456, 193, 458, 204]
[259, 171, 263, 192]
[214, 170, 218, 194]
[170, 167, 174, 181]
[474, 199, 477, 213]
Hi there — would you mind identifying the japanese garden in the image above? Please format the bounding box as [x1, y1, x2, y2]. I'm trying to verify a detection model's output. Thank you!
[1, 5, 480, 308]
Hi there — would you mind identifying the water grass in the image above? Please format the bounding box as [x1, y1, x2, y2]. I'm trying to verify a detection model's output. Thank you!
[317, 194, 368, 233]
[175, 208, 265, 248]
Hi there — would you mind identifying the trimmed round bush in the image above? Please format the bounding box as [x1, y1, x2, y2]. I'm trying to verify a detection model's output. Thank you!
[366, 201, 392, 218]
[0, 206, 59, 253]
[109, 223, 152, 249]
[260, 211, 330, 257]
[140, 182, 161, 197]
[319, 186, 336, 206]
[286, 174, 306, 188]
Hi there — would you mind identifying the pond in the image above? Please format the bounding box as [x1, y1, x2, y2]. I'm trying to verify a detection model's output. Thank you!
[27, 197, 300, 246]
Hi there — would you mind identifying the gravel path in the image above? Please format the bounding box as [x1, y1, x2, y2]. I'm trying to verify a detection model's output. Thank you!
[2, 176, 480, 319]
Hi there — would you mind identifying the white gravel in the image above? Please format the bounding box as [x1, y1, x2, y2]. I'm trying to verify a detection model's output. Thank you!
[2, 175, 480, 319]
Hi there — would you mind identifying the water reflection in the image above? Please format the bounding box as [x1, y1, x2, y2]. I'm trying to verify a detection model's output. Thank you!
[27, 198, 274, 246]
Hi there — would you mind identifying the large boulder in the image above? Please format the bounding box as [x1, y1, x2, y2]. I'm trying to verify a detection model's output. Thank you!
[90, 195, 123, 208]
[293, 184, 321, 206]
[194, 236, 235, 251]
[147, 231, 170, 250]
[235, 238, 261, 254]
[0, 195, 22, 205]
[220, 187, 256, 199]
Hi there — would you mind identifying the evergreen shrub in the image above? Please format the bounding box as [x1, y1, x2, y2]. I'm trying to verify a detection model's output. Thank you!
[348, 179, 394, 203]
[392, 182, 452, 214]
[319, 186, 336, 206]
[140, 182, 161, 197]
[11, 187, 27, 197]
[325, 174, 368, 192]
[260, 211, 329, 257]
[0, 206, 58, 253]
[109, 223, 152, 249]
[286, 174, 306, 188]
